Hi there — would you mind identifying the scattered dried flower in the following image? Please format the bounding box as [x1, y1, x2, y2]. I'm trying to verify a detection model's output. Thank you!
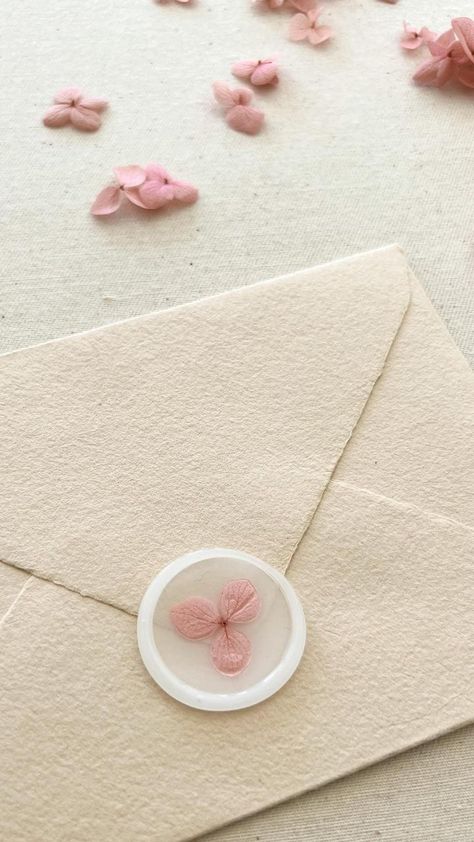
[213, 82, 265, 134]
[288, 7, 333, 46]
[43, 87, 108, 131]
[400, 22, 436, 51]
[232, 57, 279, 86]
[91, 164, 198, 216]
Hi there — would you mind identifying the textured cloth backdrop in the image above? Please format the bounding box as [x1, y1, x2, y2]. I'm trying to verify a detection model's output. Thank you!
[0, 0, 473, 839]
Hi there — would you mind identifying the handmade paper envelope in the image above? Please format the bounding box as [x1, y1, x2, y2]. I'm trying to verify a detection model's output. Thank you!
[0, 246, 473, 842]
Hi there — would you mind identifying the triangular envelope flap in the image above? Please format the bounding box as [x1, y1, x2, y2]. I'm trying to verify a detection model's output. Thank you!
[0, 247, 409, 614]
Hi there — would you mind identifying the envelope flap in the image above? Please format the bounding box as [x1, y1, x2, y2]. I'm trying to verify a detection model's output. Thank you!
[0, 247, 409, 614]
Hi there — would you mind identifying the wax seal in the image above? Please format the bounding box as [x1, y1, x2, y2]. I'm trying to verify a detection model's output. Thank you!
[137, 548, 306, 711]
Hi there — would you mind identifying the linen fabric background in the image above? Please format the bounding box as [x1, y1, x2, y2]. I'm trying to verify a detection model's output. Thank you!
[0, 0, 472, 839]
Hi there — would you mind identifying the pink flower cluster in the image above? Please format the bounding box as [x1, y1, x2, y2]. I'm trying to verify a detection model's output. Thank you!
[212, 57, 279, 135]
[255, 0, 333, 47]
[407, 17, 474, 89]
[91, 164, 198, 216]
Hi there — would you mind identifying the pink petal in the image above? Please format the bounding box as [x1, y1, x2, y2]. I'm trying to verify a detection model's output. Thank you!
[401, 36, 421, 51]
[54, 86, 83, 104]
[308, 24, 333, 45]
[412, 57, 439, 85]
[213, 81, 239, 108]
[43, 104, 71, 127]
[210, 627, 251, 675]
[307, 8, 321, 24]
[452, 17, 474, 61]
[435, 57, 456, 86]
[420, 27, 437, 45]
[145, 163, 170, 182]
[232, 60, 259, 79]
[69, 106, 101, 131]
[138, 181, 175, 209]
[226, 105, 264, 135]
[289, 0, 317, 11]
[456, 62, 474, 87]
[251, 61, 278, 85]
[123, 187, 152, 209]
[429, 29, 455, 57]
[400, 22, 422, 51]
[79, 96, 108, 112]
[170, 597, 220, 639]
[234, 87, 253, 105]
[413, 56, 454, 87]
[288, 13, 311, 41]
[218, 579, 261, 623]
[113, 165, 146, 188]
[171, 180, 199, 204]
[91, 185, 122, 216]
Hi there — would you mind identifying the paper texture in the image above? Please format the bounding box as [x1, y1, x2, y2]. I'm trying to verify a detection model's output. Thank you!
[0, 247, 473, 842]
[0, 247, 408, 612]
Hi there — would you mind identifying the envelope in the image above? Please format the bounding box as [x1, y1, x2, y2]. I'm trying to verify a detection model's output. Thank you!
[0, 246, 473, 842]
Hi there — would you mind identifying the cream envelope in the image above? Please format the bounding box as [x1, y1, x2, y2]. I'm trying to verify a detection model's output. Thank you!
[0, 246, 473, 841]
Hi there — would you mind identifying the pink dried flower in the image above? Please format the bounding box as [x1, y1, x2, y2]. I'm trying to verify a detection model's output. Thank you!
[232, 57, 279, 86]
[400, 22, 436, 51]
[91, 164, 198, 216]
[288, 7, 333, 46]
[213, 82, 264, 135]
[137, 164, 198, 209]
[412, 23, 474, 89]
[170, 579, 261, 675]
[412, 30, 456, 87]
[451, 17, 474, 88]
[43, 87, 108, 131]
[91, 166, 147, 215]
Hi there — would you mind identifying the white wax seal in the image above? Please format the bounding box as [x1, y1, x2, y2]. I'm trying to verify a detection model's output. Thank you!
[137, 548, 306, 711]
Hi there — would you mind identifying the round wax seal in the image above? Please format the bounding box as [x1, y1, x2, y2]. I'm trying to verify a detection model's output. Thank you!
[137, 548, 306, 711]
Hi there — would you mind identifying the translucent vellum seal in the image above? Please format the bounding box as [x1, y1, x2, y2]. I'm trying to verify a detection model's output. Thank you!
[137, 548, 306, 711]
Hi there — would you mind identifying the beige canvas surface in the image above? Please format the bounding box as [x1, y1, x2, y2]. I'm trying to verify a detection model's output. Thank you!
[1, 0, 473, 837]
[0, 248, 473, 841]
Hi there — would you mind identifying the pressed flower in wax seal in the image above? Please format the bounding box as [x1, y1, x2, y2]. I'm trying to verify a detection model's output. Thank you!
[171, 579, 261, 676]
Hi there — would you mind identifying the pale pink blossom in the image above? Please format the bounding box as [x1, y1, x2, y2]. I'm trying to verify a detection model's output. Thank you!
[43, 87, 108, 131]
[232, 57, 279, 86]
[170, 579, 261, 675]
[213, 82, 264, 135]
[288, 7, 333, 45]
[400, 22, 436, 51]
[91, 164, 198, 216]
